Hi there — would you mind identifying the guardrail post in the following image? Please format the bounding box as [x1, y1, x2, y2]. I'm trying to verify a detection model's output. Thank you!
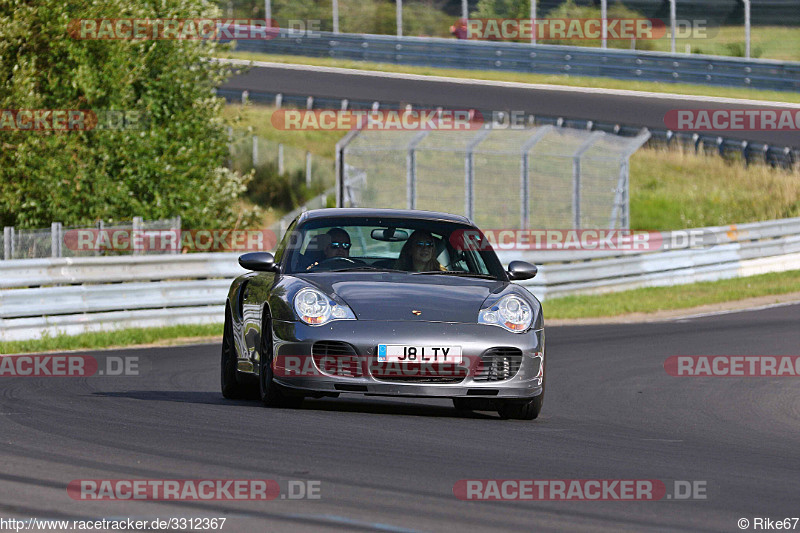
[305, 151, 312, 186]
[51, 222, 62, 258]
[3, 226, 13, 260]
[278, 143, 284, 175]
[275, 93, 282, 109]
[132, 216, 143, 256]
[252, 136, 259, 167]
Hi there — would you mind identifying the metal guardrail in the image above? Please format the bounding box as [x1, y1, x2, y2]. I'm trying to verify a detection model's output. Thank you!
[2, 218, 800, 341]
[229, 29, 800, 92]
[218, 88, 800, 169]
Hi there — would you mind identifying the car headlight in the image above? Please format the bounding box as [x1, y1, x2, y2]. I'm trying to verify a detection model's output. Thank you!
[478, 295, 533, 333]
[294, 287, 356, 326]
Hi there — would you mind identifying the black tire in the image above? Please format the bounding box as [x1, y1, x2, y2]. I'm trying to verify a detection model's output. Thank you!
[221, 307, 247, 400]
[258, 313, 304, 409]
[497, 393, 543, 420]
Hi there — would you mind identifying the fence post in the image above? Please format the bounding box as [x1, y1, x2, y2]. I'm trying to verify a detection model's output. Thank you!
[305, 151, 312, 186]
[744, 0, 751, 59]
[132, 216, 143, 256]
[396, 0, 403, 37]
[173, 216, 181, 254]
[252, 136, 259, 167]
[572, 132, 603, 229]
[406, 131, 430, 210]
[95, 220, 104, 256]
[51, 222, 62, 258]
[332, 0, 339, 33]
[278, 143, 285, 175]
[275, 93, 282, 109]
[464, 129, 490, 221]
[227, 126, 233, 168]
[3, 226, 13, 260]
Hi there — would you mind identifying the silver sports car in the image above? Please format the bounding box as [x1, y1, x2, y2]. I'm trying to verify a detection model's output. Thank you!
[221, 208, 545, 419]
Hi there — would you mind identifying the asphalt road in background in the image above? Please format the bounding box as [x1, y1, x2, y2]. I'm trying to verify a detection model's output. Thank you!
[222, 64, 800, 149]
[1, 304, 799, 532]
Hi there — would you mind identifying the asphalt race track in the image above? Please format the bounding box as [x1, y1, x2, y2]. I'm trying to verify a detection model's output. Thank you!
[1, 303, 799, 532]
[222, 63, 800, 149]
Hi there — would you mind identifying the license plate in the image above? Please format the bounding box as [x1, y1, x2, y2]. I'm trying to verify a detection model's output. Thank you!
[377, 344, 462, 364]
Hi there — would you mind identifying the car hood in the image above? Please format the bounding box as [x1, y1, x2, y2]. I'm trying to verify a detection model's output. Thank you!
[295, 272, 508, 323]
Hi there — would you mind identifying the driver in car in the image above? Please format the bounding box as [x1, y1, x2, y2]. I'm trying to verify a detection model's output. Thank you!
[305, 228, 352, 270]
[323, 228, 351, 259]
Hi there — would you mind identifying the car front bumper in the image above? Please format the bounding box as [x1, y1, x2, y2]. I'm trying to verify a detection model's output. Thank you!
[269, 319, 544, 399]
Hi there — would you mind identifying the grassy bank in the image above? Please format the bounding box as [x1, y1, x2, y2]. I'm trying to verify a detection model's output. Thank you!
[544, 269, 800, 319]
[0, 324, 222, 355]
[221, 51, 800, 104]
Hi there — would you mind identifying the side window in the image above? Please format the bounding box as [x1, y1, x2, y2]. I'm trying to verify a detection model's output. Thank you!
[273, 219, 297, 267]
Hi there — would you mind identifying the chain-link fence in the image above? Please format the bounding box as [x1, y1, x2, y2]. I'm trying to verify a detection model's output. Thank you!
[228, 130, 335, 190]
[337, 125, 650, 230]
[2, 217, 181, 260]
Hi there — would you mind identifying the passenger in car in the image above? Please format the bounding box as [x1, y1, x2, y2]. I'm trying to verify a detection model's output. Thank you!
[395, 230, 446, 272]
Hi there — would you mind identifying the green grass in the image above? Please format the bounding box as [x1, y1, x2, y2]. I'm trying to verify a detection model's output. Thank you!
[0, 323, 222, 355]
[544, 269, 800, 319]
[646, 26, 800, 62]
[221, 50, 800, 104]
[630, 146, 800, 229]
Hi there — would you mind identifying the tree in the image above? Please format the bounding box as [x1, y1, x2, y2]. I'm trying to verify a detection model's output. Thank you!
[0, 0, 258, 229]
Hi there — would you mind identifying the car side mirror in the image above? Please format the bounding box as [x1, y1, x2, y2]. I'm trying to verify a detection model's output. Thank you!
[239, 252, 279, 272]
[507, 260, 537, 281]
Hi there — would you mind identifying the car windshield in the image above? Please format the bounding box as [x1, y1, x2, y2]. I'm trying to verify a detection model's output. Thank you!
[280, 216, 507, 279]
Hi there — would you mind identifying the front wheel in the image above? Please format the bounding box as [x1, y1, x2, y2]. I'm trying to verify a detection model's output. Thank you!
[497, 393, 543, 420]
[258, 318, 304, 409]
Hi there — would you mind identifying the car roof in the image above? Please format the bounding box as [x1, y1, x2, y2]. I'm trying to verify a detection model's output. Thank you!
[297, 208, 473, 226]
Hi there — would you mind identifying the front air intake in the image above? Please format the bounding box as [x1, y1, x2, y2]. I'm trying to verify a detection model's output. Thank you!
[312, 341, 362, 378]
[473, 348, 523, 382]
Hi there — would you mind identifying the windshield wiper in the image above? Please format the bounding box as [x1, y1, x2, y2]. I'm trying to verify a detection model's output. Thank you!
[411, 271, 497, 279]
[331, 266, 407, 273]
